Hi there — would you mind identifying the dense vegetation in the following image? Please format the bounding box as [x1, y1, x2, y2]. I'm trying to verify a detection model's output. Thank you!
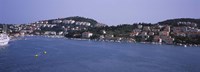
[65, 23, 151, 39]
[47, 16, 99, 27]
[174, 36, 200, 44]
[158, 18, 200, 28]
[64, 16, 98, 25]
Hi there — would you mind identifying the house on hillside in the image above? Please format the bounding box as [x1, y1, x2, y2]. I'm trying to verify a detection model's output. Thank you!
[129, 32, 139, 37]
[161, 36, 174, 44]
[143, 26, 151, 31]
[82, 32, 93, 38]
[153, 35, 162, 43]
[159, 31, 169, 36]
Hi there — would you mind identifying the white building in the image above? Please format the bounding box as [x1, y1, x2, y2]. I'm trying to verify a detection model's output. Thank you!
[52, 20, 62, 24]
[82, 32, 93, 38]
[63, 20, 75, 24]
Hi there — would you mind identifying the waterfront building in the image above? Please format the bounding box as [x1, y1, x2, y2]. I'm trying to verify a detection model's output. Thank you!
[82, 32, 93, 38]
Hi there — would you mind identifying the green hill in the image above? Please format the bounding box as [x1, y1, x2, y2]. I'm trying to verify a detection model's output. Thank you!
[46, 16, 104, 27]
[158, 18, 200, 27]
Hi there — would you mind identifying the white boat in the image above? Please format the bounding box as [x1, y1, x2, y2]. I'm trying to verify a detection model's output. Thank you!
[0, 33, 10, 46]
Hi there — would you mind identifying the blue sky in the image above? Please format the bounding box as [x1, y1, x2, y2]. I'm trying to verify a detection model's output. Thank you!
[0, 0, 200, 25]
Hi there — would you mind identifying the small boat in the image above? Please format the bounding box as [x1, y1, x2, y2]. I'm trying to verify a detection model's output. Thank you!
[35, 54, 38, 57]
[43, 51, 47, 54]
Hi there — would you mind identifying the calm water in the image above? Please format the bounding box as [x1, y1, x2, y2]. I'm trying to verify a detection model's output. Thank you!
[0, 36, 200, 72]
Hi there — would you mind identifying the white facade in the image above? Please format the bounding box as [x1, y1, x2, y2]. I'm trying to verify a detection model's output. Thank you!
[52, 20, 63, 24]
[82, 32, 93, 38]
[63, 20, 75, 24]
[0, 33, 10, 46]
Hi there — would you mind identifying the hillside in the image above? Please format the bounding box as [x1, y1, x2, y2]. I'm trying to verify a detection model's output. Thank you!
[158, 18, 200, 28]
[39, 16, 106, 27]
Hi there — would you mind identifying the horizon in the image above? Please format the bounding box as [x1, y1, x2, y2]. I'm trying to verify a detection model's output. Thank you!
[0, 16, 199, 26]
[1, 0, 200, 25]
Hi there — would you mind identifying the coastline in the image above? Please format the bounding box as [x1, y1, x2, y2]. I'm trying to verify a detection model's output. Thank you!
[11, 35, 200, 48]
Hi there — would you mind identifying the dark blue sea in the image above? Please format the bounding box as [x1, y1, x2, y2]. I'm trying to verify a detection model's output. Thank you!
[0, 36, 200, 72]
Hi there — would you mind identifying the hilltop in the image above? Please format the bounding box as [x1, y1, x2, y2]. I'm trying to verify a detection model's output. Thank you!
[35, 16, 107, 27]
[158, 18, 200, 28]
